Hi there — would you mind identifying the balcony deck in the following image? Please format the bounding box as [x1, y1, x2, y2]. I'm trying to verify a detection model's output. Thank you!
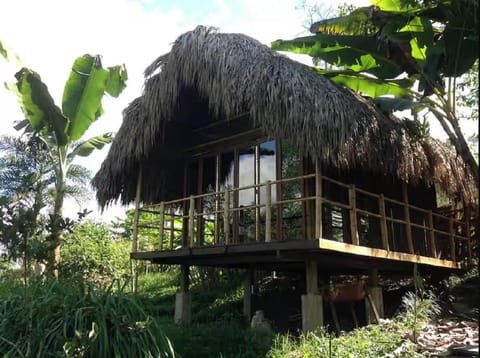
[130, 170, 473, 274]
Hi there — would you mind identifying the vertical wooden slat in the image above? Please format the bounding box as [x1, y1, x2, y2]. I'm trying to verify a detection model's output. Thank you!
[158, 202, 165, 251]
[169, 208, 174, 250]
[132, 167, 143, 253]
[265, 180, 272, 242]
[255, 145, 261, 242]
[233, 149, 239, 243]
[449, 218, 456, 262]
[276, 141, 283, 241]
[196, 158, 204, 247]
[224, 188, 230, 244]
[427, 211, 437, 258]
[378, 194, 389, 250]
[402, 183, 414, 254]
[315, 160, 323, 239]
[188, 196, 195, 248]
[465, 205, 472, 266]
[349, 185, 359, 245]
[182, 164, 189, 248]
[214, 154, 221, 245]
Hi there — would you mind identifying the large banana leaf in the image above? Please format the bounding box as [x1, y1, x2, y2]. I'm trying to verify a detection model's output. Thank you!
[272, 35, 403, 79]
[315, 69, 414, 98]
[67, 132, 114, 160]
[62, 55, 127, 142]
[15, 68, 69, 146]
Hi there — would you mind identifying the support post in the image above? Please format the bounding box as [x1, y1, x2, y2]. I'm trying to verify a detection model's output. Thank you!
[175, 265, 191, 325]
[315, 160, 323, 239]
[243, 268, 253, 323]
[349, 186, 359, 245]
[255, 145, 261, 242]
[449, 218, 456, 262]
[224, 188, 230, 244]
[465, 205, 472, 266]
[265, 180, 272, 242]
[158, 202, 165, 251]
[427, 211, 437, 258]
[365, 269, 384, 324]
[402, 183, 414, 254]
[378, 194, 389, 250]
[302, 260, 323, 331]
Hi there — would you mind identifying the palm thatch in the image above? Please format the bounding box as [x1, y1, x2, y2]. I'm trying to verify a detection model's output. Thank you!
[93, 26, 477, 208]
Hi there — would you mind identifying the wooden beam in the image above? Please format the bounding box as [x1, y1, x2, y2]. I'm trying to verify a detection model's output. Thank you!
[158, 202, 165, 251]
[449, 218, 456, 262]
[188, 196, 195, 248]
[365, 291, 380, 324]
[379, 194, 389, 250]
[329, 299, 341, 335]
[465, 205, 472, 266]
[427, 211, 437, 258]
[233, 148, 239, 243]
[255, 145, 260, 242]
[402, 183, 415, 254]
[349, 186, 359, 246]
[265, 180, 272, 242]
[214, 154, 221, 245]
[275, 141, 283, 242]
[305, 260, 319, 294]
[196, 158, 204, 247]
[315, 160, 323, 239]
[182, 163, 189, 248]
[224, 188, 230, 244]
[180, 264, 190, 292]
[318, 238, 460, 269]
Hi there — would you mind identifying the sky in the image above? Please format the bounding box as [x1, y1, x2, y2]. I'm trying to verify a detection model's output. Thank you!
[0, 0, 476, 222]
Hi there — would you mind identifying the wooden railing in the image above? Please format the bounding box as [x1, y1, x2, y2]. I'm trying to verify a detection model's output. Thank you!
[132, 170, 473, 266]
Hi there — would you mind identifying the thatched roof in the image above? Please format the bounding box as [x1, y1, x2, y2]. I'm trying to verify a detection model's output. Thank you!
[93, 26, 477, 208]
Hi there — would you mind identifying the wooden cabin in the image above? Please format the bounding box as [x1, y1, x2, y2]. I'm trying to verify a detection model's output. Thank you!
[94, 26, 477, 331]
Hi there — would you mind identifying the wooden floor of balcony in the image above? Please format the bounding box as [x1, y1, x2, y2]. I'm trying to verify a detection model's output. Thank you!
[131, 238, 462, 274]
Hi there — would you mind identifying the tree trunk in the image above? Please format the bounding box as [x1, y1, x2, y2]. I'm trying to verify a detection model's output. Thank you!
[51, 182, 65, 279]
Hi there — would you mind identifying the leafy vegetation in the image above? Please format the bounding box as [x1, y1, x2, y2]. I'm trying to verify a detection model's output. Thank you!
[60, 220, 131, 286]
[12, 54, 127, 276]
[272, 0, 479, 181]
[0, 278, 174, 357]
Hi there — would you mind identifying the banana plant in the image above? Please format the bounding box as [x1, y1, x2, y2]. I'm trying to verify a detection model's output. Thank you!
[14, 54, 128, 276]
[272, 0, 479, 181]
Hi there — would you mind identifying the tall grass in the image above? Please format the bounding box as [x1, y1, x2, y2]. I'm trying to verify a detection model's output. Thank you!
[0, 278, 175, 357]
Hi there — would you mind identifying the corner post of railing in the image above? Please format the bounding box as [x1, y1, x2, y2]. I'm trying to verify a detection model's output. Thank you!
[427, 211, 437, 258]
[158, 202, 165, 251]
[402, 183, 414, 254]
[224, 188, 230, 245]
[378, 194, 389, 250]
[265, 180, 272, 242]
[188, 196, 195, 248]
[449, 217, 456, 262]
[464, 205, 472, 267]
[315, 159, 323, 239]
[348, 185, 359, 245]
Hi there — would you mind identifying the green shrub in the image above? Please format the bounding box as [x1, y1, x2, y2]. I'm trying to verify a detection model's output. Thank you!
[60, 220, 130, 286]
[164, 319, 274, 358]
[0, 278, 174, 357]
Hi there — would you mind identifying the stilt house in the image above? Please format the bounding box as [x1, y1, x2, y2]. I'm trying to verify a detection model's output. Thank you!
[94, 26, 477, 331]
